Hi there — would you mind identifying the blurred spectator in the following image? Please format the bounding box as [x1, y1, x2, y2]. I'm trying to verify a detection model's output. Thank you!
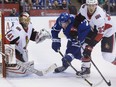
[98, 0, 105, 4]
[9, 8, 19, 16]
[0, 0, 19, 3]
[103, 0, 115, 13]
[25, 0, 33, 10]
[48, 0, 59, 9]
[103, 0, 108, 12]
[39, 0, 45, 9]
[110, 0, 116, 6]
[32, 0, 45, 9]
[20, 0, 32, 13]
[62, 0, 67, 9]
[67, 0, 71, 5]
[48, 0, 69, 9]
[78, 0, 86, 4]
[53, 0, 61, 9]
[4, 0, 9, 3]
[68, 5, 77, 15]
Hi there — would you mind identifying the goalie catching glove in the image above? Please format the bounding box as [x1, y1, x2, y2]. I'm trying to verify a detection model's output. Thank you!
[35, 29, 51, 43]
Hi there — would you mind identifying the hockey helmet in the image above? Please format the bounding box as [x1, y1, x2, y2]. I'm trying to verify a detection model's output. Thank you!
[59, 12, 70, 23]
[86, 0, 98, 4]
[19, 12, 30, 27]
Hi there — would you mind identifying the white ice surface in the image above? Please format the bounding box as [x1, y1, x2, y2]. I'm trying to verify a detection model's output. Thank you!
[0, 38, 116, 87]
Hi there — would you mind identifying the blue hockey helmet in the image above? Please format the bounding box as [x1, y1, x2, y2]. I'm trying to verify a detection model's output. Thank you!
[59, 12, 70, 23]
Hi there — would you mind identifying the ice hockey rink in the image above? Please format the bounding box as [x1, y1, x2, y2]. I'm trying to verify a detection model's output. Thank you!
[0, 37, 116, 87]
[0, 16, 116, 87]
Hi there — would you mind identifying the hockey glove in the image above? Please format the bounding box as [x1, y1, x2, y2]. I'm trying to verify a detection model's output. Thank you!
[35, 29, 51, 43]
[52, 38, 61, 52]
[69, 28, 77, 39]
[83, 45, 93, 58]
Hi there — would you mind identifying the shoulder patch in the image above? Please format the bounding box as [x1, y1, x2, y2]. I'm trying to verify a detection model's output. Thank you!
[95, 14, 101, 19]
[82, 4, 86, 8]
[16, 27, 21, 31]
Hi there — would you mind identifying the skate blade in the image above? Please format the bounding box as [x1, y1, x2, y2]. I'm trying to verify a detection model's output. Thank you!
[76, 74, 90, 78]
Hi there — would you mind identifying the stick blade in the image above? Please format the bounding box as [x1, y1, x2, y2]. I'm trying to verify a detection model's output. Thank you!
[107, 80, 111, 86]
[42, 63, 57, 75]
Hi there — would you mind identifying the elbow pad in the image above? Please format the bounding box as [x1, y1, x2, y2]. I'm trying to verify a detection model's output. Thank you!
[73, 13, 86, 28]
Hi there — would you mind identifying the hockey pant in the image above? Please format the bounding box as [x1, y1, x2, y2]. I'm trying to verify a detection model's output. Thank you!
[101, 34, 116, 64]
[62, 40, 82, 67]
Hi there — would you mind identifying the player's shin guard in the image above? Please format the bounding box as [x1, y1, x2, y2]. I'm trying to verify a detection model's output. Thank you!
[77, 57, 91, 77]
[54, 54, 73, 73]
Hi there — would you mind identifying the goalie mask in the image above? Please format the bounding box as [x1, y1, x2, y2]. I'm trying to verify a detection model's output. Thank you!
[19, 12, 30, 28]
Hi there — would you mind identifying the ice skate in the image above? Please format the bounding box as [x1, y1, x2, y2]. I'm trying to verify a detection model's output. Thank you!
[54, 66, 68, 73]
[76, 67, 90, 78]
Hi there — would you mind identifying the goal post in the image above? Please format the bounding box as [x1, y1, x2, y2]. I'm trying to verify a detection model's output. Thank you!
[0, 11, 17, 78]
[0, 11, 6, 78]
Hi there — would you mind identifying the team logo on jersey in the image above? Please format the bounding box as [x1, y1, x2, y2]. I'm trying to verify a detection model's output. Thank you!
[105, 43, 110, 49]
[95, 14, 101, 19]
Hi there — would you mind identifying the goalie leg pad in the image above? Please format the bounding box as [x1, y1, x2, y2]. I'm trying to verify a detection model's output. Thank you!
[6, 61, 34, 77]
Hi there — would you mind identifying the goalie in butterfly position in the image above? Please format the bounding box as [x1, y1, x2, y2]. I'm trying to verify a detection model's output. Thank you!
[51, 12, 91, 77]
[4, 12, 51, 77]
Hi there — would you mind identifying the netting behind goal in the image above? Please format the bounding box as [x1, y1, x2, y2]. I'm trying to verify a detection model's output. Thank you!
[0, 11, 6, 78]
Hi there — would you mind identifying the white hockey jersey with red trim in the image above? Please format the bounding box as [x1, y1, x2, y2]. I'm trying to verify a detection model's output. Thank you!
[5, 22, 33, 56]
[79, 4, 116, 37]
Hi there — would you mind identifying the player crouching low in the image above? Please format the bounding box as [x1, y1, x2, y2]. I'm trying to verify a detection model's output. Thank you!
[51, 12, 91, 77]
[4, 12, 51, 77]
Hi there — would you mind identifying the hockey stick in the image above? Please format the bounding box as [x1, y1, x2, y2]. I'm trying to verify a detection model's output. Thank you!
[58, 50, 93, 86]
[90, 58, 111, 86]
[76, 39, 111, 86]
[0, 52, 57, 76]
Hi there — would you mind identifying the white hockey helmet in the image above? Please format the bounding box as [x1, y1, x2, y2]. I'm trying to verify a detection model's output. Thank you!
[86, 0, 98, 4]
[19, 12, 30, 27]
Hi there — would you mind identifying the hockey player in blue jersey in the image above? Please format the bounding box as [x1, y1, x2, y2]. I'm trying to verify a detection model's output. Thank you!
[51, 12, 91, 75]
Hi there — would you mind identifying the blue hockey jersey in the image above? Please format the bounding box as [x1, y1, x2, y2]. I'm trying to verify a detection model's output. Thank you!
[51, 14, 91, 59]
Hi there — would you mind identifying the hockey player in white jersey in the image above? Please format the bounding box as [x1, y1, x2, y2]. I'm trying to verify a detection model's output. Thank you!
[70, 0, 116, 77]
[4, 12, 51, 77]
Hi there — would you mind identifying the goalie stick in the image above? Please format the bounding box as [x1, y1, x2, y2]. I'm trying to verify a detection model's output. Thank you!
[0, 52, 57, 76]
[16, 59, 57, 76]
